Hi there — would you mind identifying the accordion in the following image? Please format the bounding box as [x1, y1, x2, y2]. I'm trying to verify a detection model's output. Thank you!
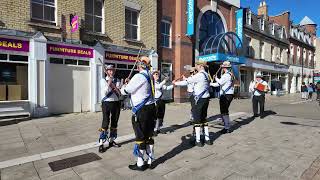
[255, 83, 267, 92]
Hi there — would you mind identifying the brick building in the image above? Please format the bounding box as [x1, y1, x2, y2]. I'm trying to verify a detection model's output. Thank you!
[0, 0, 157, 117]
[157, 0, 240, 102]
[242, 1, 290, 95]
[271, 12, 317, 92]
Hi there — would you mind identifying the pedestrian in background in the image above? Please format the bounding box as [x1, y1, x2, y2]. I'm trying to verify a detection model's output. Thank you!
[308, 83, 314, 100]
[317, 82, 320, 100]
[301, 82, 308, 99]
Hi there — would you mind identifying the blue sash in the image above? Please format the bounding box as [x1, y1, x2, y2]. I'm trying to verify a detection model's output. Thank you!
[131, 73, 153, 115]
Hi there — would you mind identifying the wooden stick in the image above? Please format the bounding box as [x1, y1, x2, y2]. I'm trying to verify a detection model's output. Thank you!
[127, 46, 143, 80]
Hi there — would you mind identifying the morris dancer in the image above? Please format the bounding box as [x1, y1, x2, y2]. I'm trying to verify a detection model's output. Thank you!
[184, 61, 212, 147]
[210, 61, 234, 134]
[98, 65, 122, 153]
[121, 56, 156, 171]
[152, 70, 173, 135]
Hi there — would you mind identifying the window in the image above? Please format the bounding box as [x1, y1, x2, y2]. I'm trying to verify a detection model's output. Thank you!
[280, 48, 283, 63]
[31, 0, 55, 23]
[246, 10, 252, 25]
[161, 21, 171, 48]
[260, 18, 265, 31]
[9, 55, 28, 62]
[50, 58, 63, 64]
[65, 59, 77, 65]
[260, 41, 265, 59]
[0, 54, 8, 60]
[271, 24, 275, 35]
[125, 8, 139, 40]
[78, 60, 90, 66]
[271, 45, 275, 62]
[85, 0, 103, 33]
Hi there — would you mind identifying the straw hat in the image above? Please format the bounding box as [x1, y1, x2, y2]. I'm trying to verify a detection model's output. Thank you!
[140, 56, 151, 65]
[195, 60, 208, 66]
[256, 72, 263, 77]
[106, 64, 115, 70]
[221, 61, 232, 68]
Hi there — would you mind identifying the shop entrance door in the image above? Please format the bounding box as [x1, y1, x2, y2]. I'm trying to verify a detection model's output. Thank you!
[48, 63, 90, 114]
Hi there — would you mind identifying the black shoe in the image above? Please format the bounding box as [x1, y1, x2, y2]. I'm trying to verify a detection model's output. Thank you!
[153, 131, 158, 137]
[253, 114, 259, 118]
[98, 145, 105, 153]
[205, 140, 213, 145]
[128, 164, 147, 171]
[109, 141, 121, 148]
[195, 141, 203, 147]
[220, 129, 230, 134]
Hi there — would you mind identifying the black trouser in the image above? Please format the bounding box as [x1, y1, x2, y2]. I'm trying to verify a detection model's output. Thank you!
[219, 94, 234, 115]
[192, 98, 209, 125]
[252, 95, 265, 115]
[132, 103, 156, 149]
[101, 101, 121, 137]
[155, 99, 166, 119]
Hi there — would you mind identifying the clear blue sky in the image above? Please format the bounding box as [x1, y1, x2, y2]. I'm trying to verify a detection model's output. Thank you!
[241, 0, 319, 37]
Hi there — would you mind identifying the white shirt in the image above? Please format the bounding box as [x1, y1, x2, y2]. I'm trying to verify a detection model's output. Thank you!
[175, 76, 195, 93]
[121, 70, 155, 107]
[187, 70, 210, 98]
[210, 72, 234, 95]
[249, 79, 269, 96]
[100, 76, 121, 102]
[155, 80, 174, 99]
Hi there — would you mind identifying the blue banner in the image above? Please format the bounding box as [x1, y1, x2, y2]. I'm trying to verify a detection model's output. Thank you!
[186, 0, 194, 36]
[235, 9, 243, 47]
[197, 53, 246, 64]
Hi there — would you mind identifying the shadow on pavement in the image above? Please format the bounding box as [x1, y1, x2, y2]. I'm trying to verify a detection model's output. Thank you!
[151, 115, 259, 169]
[281, 121, 320, 128]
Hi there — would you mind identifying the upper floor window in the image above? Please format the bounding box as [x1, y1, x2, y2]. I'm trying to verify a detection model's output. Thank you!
[259, 41, 265, 59]
[161, 20, 171, 48]
[297, 47, 300, 57]
[85, 0, 103, 33]
[271, 24, 275, 35]
[271, 45, 275, 62]
[31, 0, 55, 23]
[260, 18, 265, 31]
[246, 10, 252, 26]
[280, 48, 283, 63]
[125, 8, 139, 40]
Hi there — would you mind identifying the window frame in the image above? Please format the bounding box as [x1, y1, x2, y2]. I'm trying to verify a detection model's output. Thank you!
[30, 0, 57, 24]
[246, 10, 252, 26]
[260, 41, 265, 59]
[85, 0, 105, 33]
[125, 8, 140, 41]
[160, 20, 172, 48]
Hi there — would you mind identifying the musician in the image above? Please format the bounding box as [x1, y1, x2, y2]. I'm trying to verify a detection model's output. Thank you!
[121, 56, 156, 171]
[99, 65, 122, 153]
[173, 67, 197, 120]
[210, 61, 234, 134]
[249, 72, 269, 118]
[152, 70, 173, 135]
[184, 61, 212, 147]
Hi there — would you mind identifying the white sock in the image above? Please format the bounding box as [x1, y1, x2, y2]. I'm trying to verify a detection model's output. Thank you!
[99, 139, 103, 145]
[146, 145, 154, 165]
[204, 126, 210, 141]
[137, 150, 145, 167]
[223, 115, 230, 129]
[195, 127, 201, 142]
[154, 119, 160, 131]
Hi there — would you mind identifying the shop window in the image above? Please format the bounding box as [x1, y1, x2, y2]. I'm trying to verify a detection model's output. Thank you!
[78, 60, 90, 66]
[116, 64, 127, 69]
[50, 58, 63, 64]
[128, 65, 134, 69]
[161, 20, 171, 48]
[85, 0, 103, 33]
[0, 54, 7, 60]
[0, 63, 28, 101]
[125, 8, 139, 40]
[9, 55, 28, 62]
[65, 59, 77, 65]
[31, 0, 56, 24]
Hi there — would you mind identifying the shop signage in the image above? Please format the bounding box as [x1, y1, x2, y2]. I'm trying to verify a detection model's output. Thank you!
[47, 44, 93, 58]
[186, 0, 194, 36]
[235, 9, 243, 47]
[314, 72, 320, 83]
[0, 37, 29, 52]
[71, 15, 79, 33]
[105, 51, 139, 62]
[197, 53, 246, 64]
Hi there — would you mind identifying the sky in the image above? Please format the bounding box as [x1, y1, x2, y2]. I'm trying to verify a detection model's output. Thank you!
[240, 0, 320, 37]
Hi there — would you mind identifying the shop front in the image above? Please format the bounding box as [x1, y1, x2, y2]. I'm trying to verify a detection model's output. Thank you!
[46, 42, 94, 114]
[289, 66, 314, 93]
[244, 58, 289, 95]
[0, 36, 30, 117]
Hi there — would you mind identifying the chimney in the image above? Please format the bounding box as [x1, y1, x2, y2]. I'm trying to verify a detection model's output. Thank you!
[258, 0, 268, 17]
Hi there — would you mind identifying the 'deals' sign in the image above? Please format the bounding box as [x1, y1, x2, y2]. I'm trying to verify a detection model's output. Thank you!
[105, 51, 139, 62]
[0, 37, 29, 52]
[186, 0, 194, 36]
[47, 44, 93, 58]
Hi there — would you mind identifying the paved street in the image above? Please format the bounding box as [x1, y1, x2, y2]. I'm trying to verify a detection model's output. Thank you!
[0, 94, 320, 180]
